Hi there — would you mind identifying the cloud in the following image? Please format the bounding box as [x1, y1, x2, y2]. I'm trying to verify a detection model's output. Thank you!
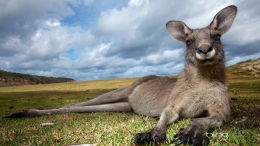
[0, 0, 77, 56]
[0, 0, 260, 81]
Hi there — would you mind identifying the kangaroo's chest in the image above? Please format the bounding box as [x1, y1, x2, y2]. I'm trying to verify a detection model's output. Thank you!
[172, 79, 226, 118]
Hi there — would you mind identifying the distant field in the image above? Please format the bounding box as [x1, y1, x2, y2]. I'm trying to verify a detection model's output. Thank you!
[0, 75, 259, 146]
[0, 77, 138, 92]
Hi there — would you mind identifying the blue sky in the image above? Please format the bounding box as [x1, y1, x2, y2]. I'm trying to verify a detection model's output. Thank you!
[0, 0, 260, 81]
[61, 0, 129, 29]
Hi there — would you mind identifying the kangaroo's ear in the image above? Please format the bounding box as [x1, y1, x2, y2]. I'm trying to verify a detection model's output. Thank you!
[166, 20, 192, 42]
[210, 5, 237, 34]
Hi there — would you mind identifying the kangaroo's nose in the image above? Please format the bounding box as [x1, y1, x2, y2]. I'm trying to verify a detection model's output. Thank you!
[197, 44, 213, 54]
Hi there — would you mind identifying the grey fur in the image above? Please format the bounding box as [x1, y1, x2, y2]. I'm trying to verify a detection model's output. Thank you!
[5, 5, 237, 146]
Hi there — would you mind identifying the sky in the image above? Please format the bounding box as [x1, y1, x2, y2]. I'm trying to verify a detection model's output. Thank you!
[0, 0, 260, 81]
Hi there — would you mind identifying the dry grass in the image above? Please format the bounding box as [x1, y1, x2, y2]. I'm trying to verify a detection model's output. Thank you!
[0, 77, 138, 93]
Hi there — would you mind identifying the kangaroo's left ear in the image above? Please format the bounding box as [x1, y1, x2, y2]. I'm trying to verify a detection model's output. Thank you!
[210, 5, 237, 34]
[166, 20, 192, 42]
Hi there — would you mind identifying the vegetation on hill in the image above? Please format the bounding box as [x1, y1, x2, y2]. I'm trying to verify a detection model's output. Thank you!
[0, 70, 75, 87]
[226, 58, 260, 77]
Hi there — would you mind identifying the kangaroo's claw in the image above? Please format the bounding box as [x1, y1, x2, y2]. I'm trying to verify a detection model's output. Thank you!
[132, 131, 168, 146]
[171, 128, 209, 146]
[153, 136, 160, 145]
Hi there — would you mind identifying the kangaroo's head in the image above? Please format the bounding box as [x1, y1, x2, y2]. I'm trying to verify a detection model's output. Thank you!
[166, 5, 237, 67]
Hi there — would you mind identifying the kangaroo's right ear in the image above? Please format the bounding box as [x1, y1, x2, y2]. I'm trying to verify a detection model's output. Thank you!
[210, 5, 237, 34]
[166, 20, 192, 42]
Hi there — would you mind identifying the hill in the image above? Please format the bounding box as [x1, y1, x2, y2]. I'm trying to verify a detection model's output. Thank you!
[226, 58, 260, 77]
[0, 70, 75, 87]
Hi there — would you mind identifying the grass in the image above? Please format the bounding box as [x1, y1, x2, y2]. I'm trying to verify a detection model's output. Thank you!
[0, 76, 260, 146]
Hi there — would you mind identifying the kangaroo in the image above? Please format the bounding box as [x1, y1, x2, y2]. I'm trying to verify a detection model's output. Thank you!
[4, 5, 237, 146]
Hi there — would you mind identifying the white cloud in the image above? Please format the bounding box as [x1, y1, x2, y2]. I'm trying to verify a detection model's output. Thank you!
[129, 0, 150, 7]
[145, 49, 183, 65]
[45, 19, 61, 27]
[226, 21, 260, 45]
[2, 36, 27, 55]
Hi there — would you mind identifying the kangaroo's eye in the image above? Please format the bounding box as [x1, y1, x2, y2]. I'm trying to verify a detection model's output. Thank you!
[186, 39, 193, 46]
[213, 34, 221, 41]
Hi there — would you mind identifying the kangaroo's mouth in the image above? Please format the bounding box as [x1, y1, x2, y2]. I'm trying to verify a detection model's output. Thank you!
[201, 58, 213, 62]
[196, 54, 216, 66]
[195, 48, 216, 64]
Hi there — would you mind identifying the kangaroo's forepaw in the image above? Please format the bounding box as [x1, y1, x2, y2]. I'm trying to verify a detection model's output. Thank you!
[132, 128, 168, 145]
[171, 128, 209, 146]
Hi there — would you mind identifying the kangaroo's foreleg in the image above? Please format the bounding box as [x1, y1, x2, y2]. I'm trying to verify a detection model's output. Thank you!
[133, 106, 179, 145]
[172, 105, 230, 146]
[3, 102, 132, 118]
[171, 116, 225, 146]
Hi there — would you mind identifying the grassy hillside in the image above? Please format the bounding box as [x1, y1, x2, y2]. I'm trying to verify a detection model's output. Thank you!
[226, 58, 260, 77]
[0, 70, 75, 87]
[0, 60, 259, 145]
